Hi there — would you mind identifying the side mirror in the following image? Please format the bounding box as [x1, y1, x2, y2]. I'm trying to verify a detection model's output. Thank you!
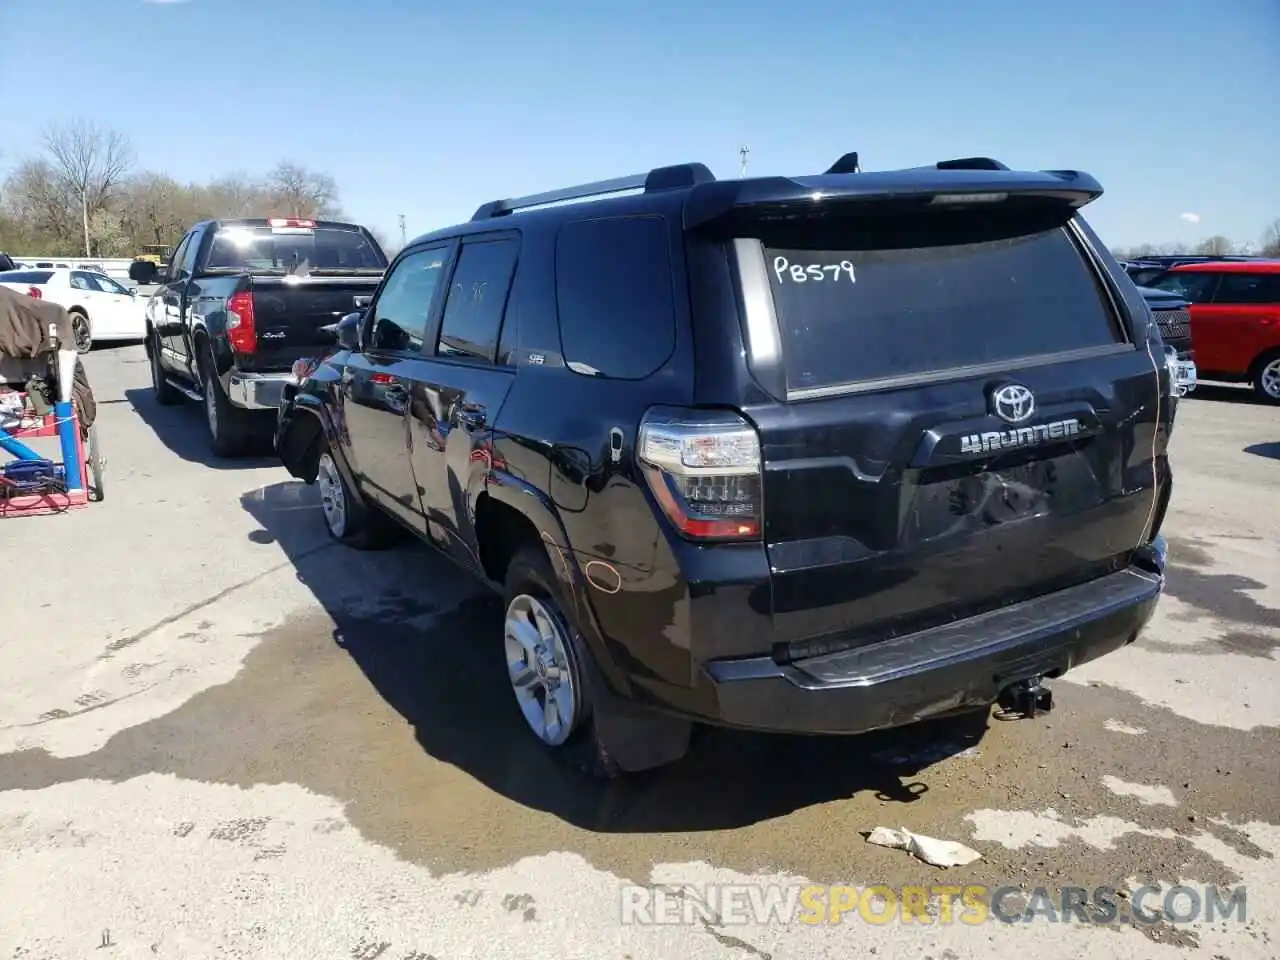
[128, 287, 138, 297]
[336, 311, 362, 352]
[129, 260, 159, 284]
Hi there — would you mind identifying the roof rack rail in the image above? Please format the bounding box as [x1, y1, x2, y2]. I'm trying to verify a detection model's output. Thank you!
[825, 151, 861, 174]
[470, 162, 715, 221]
[936, 157, 1010, 171]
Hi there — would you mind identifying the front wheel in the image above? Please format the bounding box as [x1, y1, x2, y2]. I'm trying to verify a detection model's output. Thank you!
[1252, 351, 1280, 405]
[149, 333, 182, 405]
[70, 310, 92, 354]
[315, 442, 401, 549]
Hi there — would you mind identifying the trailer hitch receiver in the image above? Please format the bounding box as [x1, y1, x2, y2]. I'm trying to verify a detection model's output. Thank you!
[996, 676, 1054, 720]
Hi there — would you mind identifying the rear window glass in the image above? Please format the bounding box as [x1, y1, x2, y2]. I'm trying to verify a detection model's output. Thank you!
[758, 219, 1121, 392]
[206, 225, 387, 274]
[0, 270, 54, 285]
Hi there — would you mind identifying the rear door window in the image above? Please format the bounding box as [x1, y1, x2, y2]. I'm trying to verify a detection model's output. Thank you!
[1213, 273, 1280, 304]
[758, 220, 1122, 392]
[436, 236, 519, 363]
[70, 271, 98, 292]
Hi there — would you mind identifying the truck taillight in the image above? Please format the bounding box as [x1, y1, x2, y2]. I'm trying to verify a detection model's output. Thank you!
[226, 291, 257, 354]
[26, 286, 42, 299]
[638, 408, 762, 542]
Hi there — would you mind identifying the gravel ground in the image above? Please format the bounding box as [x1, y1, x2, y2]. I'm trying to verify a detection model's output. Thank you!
[1, 346, 1277, 959]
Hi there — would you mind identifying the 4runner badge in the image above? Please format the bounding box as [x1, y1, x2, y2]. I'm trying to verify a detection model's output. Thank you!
[960, 418, 1082, 456]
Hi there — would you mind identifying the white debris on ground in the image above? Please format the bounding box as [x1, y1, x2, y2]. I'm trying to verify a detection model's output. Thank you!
[865, 826, 984, 867]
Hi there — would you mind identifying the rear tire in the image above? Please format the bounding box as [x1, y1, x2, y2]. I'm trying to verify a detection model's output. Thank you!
[503, 545, 620, 780]
[315, 439, 402, 549]
[501, 545, 694, 779]
[1251, 350, 1280, 405]
[149, 332, 182, 406]
[69, 310, 92, 354]
[200, 350, 254, 458]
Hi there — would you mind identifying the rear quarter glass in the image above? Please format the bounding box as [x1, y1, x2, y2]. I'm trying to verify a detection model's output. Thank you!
[761, 219, 1122, 392]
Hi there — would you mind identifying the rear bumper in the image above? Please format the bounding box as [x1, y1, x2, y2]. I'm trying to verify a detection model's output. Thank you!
[687, 541, 1166, 736]
[227, 369, 296, 411]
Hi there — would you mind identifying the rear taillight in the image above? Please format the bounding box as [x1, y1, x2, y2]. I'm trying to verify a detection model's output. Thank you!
[638, 408, 762, 542]
[226, 291, 257, 354]
[26, 286, 42, 299]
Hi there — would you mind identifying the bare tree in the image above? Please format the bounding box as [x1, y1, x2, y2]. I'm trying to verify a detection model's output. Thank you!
[1262, 219, 1280, 258]
[118, 172, 196, 249]
[3, 159, 79, 249]
[1193, 235, 1236, 257]
[265, 161, 340, 219]
[41, 120, 134, 256]
[199, 173, 269, 220]
[3, 148, 348, 257]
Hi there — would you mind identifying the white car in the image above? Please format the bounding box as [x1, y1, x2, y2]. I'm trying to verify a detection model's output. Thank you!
[0, 267, 147, 353]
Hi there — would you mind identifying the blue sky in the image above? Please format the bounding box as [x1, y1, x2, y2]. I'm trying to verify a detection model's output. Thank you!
[1, 0, 1276, 250]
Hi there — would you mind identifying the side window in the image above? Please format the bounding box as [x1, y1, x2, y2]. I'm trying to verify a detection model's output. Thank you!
[178, 230, 202, 276]
[69, 271, 96, 291]
[437, 237, 520, 363]
[369, 246, 450, 353]
[554, 216, 676, 379]
[1151, 270, 1218, 303]
[1214, 273, 1280, 305]
[166, 235, 191, 282]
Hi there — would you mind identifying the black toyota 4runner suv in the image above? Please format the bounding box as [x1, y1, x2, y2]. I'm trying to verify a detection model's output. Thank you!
[276, 153, 1176, 777]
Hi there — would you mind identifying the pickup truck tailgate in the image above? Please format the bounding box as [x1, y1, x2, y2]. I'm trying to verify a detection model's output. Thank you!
[244, 276, 381, 370]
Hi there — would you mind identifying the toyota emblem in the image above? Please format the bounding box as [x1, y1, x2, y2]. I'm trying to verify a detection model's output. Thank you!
[992, 383, 1036, 424]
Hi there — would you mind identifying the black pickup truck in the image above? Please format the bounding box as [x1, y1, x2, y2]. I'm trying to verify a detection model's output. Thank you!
[144, 218, 387, 455]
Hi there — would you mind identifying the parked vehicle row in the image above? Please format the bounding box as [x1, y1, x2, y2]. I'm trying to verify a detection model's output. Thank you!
[264, 153, 1181, 778]
[1142, 260, 1280, 402]
[1121, 254, 1267, 288]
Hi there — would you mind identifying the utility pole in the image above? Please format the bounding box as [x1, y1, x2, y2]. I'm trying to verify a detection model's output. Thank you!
[739, 145, 750, 178]
[398, 214, 407, 248]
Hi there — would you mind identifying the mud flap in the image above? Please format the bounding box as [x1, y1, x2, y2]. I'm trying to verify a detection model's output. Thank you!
[580, 650, 692, 773]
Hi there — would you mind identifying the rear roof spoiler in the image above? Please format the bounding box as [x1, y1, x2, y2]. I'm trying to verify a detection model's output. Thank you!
[467, 153, 1103, 227]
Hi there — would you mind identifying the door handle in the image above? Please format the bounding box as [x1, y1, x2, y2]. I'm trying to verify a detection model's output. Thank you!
[457, 406, 486, 429]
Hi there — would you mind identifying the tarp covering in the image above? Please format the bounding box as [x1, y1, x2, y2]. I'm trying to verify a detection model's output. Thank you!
[0, 287, 96, 433]
[0, 286, 76, 358]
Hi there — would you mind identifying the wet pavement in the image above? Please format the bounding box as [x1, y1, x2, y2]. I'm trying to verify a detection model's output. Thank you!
[1, 350, 1277, 959]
